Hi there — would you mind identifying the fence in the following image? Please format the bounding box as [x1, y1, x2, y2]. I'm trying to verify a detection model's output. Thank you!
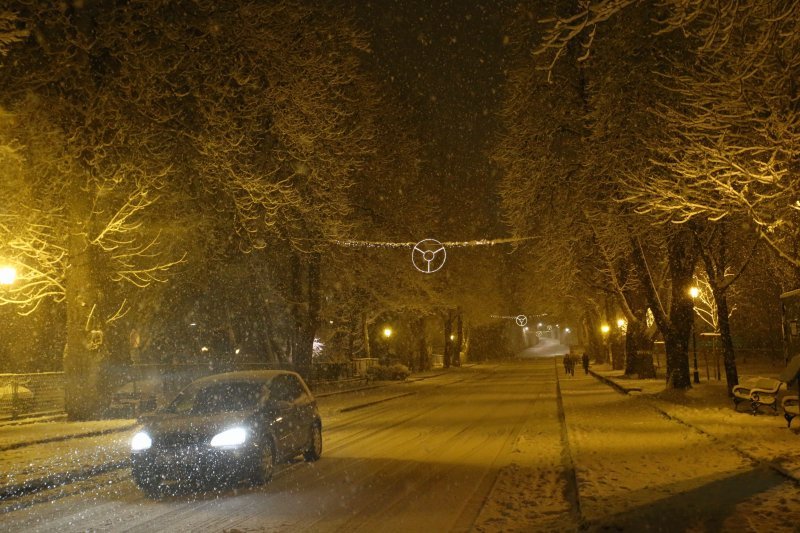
[0, 372, 65, 421]
[108, 360, 368, 418]
[3, 358, 390, 420]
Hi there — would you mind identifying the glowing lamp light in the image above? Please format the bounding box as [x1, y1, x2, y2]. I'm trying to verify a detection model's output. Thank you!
[689, 286, 700, 299]
[600, 324, 610, 335]
[450, 334, 455, 341]
[0, 266, 16, 285]
[383, 327, 393, 338]
[564, 328, 571, 333]
[617, 318, 626, 328]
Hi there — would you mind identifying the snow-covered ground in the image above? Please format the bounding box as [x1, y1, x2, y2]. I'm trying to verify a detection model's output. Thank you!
[1, 358, 799, 531]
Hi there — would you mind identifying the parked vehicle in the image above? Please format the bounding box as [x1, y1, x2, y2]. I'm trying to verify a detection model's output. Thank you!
[130, 370, 322, 496]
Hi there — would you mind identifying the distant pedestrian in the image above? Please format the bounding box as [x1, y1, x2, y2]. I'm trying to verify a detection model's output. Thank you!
[564, 355, 575, 376]
[582, 353, 590, 375]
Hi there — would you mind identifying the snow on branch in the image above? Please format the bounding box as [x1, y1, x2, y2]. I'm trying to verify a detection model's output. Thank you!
[0, 215, 67, 314]
[0, 11, 27, 56]
[535, 0, 639, 78]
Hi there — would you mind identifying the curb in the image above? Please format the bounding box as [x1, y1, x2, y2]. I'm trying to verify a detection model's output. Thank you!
[0, 459, 129, 502]
[339, 391, 416, 413]
[316, 368, 453, 397]
[0, 413, 67, 428]
[406, 371, 450, 382]
[588, 370, 642, 395]
[315, 384, 387, 398]
[0, 423, 138, 453]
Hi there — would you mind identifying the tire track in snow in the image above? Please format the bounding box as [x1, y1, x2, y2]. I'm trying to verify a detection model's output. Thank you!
[554, 357, 584, 527]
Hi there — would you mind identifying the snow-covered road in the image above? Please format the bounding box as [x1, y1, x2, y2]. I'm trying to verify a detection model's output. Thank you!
[2, 359, 799, 532]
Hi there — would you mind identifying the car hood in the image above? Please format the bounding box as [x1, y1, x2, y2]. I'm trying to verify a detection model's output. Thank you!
[142, 411, 260, 447]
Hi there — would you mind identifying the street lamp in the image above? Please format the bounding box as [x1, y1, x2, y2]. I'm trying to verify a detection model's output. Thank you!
[0, 265, 17, 285]
[601, 324, 612, 365]
[616, 318, 628, 366]
[383, 326, 393, 339]
[689, 286, 700, 384]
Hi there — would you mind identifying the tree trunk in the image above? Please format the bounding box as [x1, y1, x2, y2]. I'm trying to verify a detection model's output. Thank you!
[361, 312, 371, 358]
[63, 180, 108, 420]
[623, 294, 655, 377]
[664, 231, 696, 389]
[454, 309, 463, 367]
[261, 302, 285, 363]
[62, 5, 111, 421]
[630, 230, 696, 389]
[462, 322, 471, 364]
[714, 288, 739, 395]
[290, 252, 320, 382]
[222, 298, 237, 363]
[348, 312, 356, 360]
[411, 317, 428, 371]
[443, 310, 453, 368]
[624, 318, 655, 378]
[584, 312, 603, 363]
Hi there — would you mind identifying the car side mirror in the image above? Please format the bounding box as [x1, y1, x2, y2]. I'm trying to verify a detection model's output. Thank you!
[267, 398, 292, 409]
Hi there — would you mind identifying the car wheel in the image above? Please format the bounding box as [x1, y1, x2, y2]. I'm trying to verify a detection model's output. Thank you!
[132, 466, 161, 498]
[254, 437, 275, 484]
[303, 423, 322, 462]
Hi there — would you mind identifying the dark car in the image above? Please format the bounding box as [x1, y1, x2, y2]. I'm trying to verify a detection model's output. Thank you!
[130, 370, 322, 496]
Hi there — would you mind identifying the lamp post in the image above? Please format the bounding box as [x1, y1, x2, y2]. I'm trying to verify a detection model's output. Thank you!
[601, 324, 612, 365]
[689, 286, 700, 384]
[381, 326, 394, 365]
[617, 318, 627, 369]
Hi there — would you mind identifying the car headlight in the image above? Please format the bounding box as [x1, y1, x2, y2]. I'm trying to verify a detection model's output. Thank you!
[131, 431, 152, 451]
[210, 427, 248, 448]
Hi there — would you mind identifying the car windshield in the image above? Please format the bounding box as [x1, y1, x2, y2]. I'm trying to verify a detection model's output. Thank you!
[167, 381, 266, 415]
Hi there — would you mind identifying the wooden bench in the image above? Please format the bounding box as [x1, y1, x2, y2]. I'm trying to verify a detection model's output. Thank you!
[732, 377, 784, 414]
[783, 395, 799, 428]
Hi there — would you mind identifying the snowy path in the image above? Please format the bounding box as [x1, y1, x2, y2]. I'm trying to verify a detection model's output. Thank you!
[518, 337, 569, 359]
[558, 365, 800, 531]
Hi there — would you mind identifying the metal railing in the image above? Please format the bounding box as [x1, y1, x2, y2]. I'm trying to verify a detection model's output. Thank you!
[0, 372, 65, 421]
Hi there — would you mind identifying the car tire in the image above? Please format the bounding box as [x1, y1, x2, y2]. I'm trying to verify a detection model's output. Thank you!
[254, 437, 275, 484]
[303, 423, 322, 462]
[132, 466, 161, 498]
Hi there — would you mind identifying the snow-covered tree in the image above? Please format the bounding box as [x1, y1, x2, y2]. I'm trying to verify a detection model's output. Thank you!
[0, 0, 383, 418]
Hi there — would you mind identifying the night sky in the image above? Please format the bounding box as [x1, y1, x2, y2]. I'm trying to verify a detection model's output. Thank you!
[347, 0, 514, 236]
